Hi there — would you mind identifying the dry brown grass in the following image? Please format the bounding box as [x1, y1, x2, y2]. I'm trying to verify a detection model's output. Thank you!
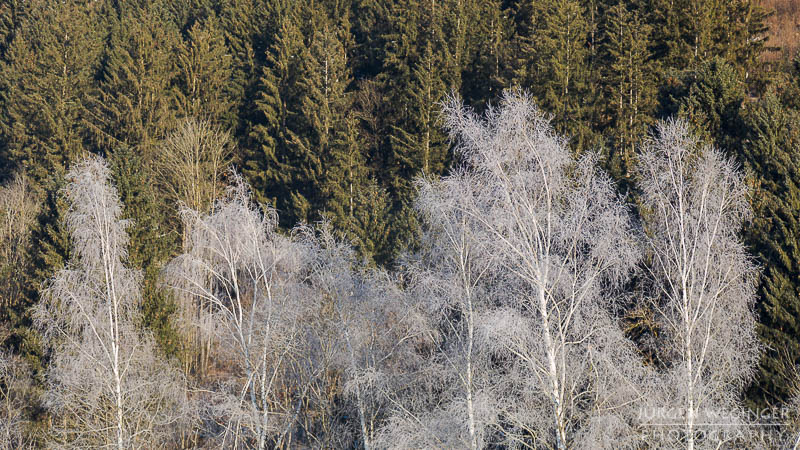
[761, 0, 800, 61]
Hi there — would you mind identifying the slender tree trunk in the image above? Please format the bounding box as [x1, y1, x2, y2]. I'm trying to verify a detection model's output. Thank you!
[354, 375, 371, 450]
[114, 349, 124, 450]
[685, 309, 695, 450]
[538, 274, 566, 450]
[466, 296, 477, 450]
[103, 227, 126, 450]
[344, 328, 371, 450]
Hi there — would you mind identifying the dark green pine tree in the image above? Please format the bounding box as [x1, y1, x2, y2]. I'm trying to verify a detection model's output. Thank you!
[380, 0, 461, 251]
[739, 94, 800, 407]
[509, 0, 544, 90]
[165, 0, 220, 29]
[682, 0, 716, 67]
[246, 0, 307, 225]
[646, 0, 713, 71]
[89, 1, 181, 160]
[295, 7, 389, 256]
[461, 0, 514, 108]
[175, 14, 235, 126]
[27, 189, 70, 302]
[91, 1, 186, 353]
[389, 38, 453, 183]
[247, 1, 391, 261]
[781, 52, 800, 111]
[111, 145, 182, 357]
[716, 0, 770, 79]
[219, 0, 271, 139]
[601, 1, 656, 181]
[0, 0, 103, 191]
[647, 0, 768, 75]
[377, 0, 422, 190]
[0, 0, 34, 66]
[319, 79, 392, 262]
[441, 0, 471, 75]
[279, 4, 351, 226]
[0, 1, 102, 367]
[515, 0, 598, 150]
[12, 183, 70, 372]
[350, 0, 391, 79]
[342, 177, 393, 264]
[664, 57, 746, 152]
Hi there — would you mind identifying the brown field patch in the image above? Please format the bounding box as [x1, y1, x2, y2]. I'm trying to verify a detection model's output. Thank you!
[761, 0, 800, 61]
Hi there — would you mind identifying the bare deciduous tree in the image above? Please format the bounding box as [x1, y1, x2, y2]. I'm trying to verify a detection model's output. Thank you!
[420, 91, 648, 449]
[33, 157, 189, 449]
[165, 171, 427, 449]
[156, 118, 233, 379]
[14, 102, 766, 449]
[637, 120, 760, 449]
[0, 173, 39, 313]
[164, 174, 313, 449]
[305, 226, 426, 449]
[375, 169, 501, 449]
[0, 349, 35, 450]
[157, 118, 232, 215]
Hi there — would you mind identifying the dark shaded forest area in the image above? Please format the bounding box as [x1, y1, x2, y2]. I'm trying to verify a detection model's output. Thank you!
[2, 0, 800, 448]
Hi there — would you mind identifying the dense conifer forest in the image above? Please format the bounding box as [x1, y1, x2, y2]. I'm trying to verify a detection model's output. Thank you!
[2, 0, 800, 448]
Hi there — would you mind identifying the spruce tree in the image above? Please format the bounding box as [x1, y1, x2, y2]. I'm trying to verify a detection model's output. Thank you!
[647, 0, 713, 70]
[246, 0, 306, 225]
[12, 182, 70, 372]
[538, 0, 589, 120]
[282, 6, 351, 226]
[380, 0, 461, 252]
[739, 94, 800, 407]
[669, 57, 746, 151]
[461, 0, 513, 108]
[601, 1, 656, 181]
[782, 52, 800, 110]
[219, 0, 271, 140]
[389, 39, 452, 185]
[647, 0, 768, 75]
[350, 0, 390, 79]
[166, 0, 219, 29]
[247, 1, 391, 261]
[0, 0, 103, 191]
[175, 14, 234, 126]
[0, 0, 33, 64]
[297, 9, 383, 252]
[89, 1, 180, 160]
[509, 0, 544, 89]
[89, 2, 185, 354]
[515, 0, 597, 150]
[0, 1, 102, 369]
[321, 95, 392, 262]
[111, 146, 182, 357]
[717, 0, 770, 78]
[683, 0, 716, 66]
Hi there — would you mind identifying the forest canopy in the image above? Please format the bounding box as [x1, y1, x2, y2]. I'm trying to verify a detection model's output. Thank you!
[1, 0, 800, 448]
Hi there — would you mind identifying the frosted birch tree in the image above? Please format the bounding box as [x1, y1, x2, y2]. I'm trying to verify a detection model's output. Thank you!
[433, 91, 648, 449]
[165, 171, 426, 448]
[306, 226, 427, 450]
[33, 157, 188, 449]
[164, 174, 317, 449]
[0, 350, 33, 449]
[637, 120, 760, 449]
[375, 170, 501, 449]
